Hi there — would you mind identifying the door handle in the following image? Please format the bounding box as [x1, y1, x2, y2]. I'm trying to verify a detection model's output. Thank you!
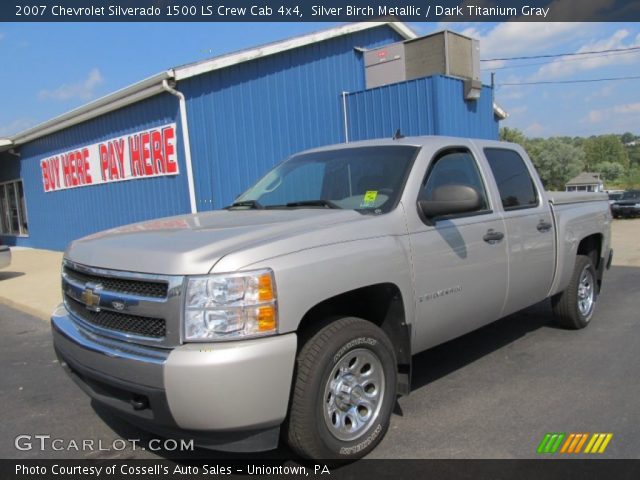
[537, 221, 552, 232]
[483, 229, 504, 244]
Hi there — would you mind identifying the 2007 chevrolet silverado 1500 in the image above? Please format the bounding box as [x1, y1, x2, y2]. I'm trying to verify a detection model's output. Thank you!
[52, 136, 612, 459]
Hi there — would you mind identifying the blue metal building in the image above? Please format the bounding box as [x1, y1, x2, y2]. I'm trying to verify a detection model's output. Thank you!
[0, 22, 500, 251]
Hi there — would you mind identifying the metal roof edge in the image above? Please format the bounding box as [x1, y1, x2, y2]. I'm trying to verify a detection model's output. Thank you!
[387, 21, 418, 40]
[10, 70, 173, 146]
[8, 22, 416, 147]
[0, 138, 13, 154]
[174, 21, 416, 81]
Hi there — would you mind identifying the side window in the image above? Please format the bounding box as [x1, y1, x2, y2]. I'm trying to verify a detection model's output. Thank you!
[419, 149, 489, 212]
[484, 148, 539, 210]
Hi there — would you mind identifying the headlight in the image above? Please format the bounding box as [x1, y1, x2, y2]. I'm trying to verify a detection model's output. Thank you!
[184, 269, 277, 341]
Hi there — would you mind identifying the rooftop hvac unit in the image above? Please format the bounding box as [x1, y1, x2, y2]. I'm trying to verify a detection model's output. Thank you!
[364, 30, 481, 95]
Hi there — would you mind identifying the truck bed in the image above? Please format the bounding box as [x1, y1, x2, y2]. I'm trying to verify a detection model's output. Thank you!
[547, 191, 608, 205]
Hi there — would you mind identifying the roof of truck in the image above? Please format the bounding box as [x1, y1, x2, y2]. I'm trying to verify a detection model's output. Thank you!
[299, 135, 516, 154]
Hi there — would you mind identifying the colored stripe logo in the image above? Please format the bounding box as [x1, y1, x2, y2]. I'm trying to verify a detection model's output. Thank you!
[537, 433, 613, 454]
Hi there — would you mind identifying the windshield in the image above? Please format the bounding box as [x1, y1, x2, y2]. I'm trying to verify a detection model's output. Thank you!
[233, 146, 419, 214]
[621, 191, 640, 200]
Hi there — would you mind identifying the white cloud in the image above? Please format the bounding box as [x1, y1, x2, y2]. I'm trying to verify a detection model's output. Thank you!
[0, 118, 34, 136]
[533, 29, 640, 79]
[586, 85, 614, 102]
[582, 102, 640, 124]
[495, 74, 529, 100]
[508, 106, 528, 116]
[613, 102, 640, 114]
[467, 22, 591, 60]
[496, 88, 524, 101]
[38, 68, 104, 101]
[524, 122, 547, 136]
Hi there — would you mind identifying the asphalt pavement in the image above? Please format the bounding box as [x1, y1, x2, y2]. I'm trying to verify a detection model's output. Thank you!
[1, 262, 638, 460]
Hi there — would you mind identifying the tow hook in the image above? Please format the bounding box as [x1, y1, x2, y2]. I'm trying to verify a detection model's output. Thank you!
[130, 395, 149, 411]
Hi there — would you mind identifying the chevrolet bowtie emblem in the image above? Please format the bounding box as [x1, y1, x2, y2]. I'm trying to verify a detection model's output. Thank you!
[81, 288, 101, 310]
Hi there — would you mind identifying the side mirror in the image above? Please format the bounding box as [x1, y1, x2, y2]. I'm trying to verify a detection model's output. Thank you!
[418, 185, 482, 220]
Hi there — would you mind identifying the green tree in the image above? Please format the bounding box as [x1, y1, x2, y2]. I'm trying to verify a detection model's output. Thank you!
[622, 167, 640, 189]
[499, 127, 527, 146]
[583, 135, 629, 170]
[572, 136, 585, 149]
[626, 145, 640, 168]
[527, 137, 585, 190]
[620, 132, 636, 145]
[594, 161, 625, 182]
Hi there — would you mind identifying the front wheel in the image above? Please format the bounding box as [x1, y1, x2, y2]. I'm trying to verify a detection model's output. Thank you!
[552, 255, 598, 329]
[285, 317, 397, 459]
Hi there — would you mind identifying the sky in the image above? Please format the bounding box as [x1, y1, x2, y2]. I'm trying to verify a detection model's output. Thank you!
[0, 21, 638, 139]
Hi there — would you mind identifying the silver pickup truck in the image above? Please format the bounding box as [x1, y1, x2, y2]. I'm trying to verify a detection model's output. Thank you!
[52, 136, 612, 459]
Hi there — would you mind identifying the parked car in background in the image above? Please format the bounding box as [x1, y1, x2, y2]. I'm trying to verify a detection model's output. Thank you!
[608, 191, 624, 216]
[0, 239, 10, 269]
[611, 190, 640, 218]
[607, 191, 624, 204]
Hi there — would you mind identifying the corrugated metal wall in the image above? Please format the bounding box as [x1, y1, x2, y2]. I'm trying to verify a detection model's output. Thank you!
[346, 75, 498, 142]
[179, 25, 404, 211]
[1, 25, 502, 251]
[9, 93, 189, 250]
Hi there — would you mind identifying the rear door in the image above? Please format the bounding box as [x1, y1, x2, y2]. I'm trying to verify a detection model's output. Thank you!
[407, 147, 509, 353]
[483, 147, 556, 316]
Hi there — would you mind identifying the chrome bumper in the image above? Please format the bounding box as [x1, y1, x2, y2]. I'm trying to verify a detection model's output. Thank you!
[52, 304, 168, 388]
[51, 304, 298, 451]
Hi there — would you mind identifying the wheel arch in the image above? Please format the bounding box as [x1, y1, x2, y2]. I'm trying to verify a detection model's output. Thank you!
[577, 233, 604, 292]
[296, 283, 412, 396]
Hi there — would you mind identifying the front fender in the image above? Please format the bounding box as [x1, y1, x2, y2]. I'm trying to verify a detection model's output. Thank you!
[234, 236, 415, 335]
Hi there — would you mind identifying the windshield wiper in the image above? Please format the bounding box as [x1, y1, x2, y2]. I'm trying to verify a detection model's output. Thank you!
[284, 200, 341, 209]
[226, 200, 264, 210]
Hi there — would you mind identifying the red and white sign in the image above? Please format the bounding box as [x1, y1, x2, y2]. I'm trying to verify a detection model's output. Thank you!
[40, 123, 179, 192]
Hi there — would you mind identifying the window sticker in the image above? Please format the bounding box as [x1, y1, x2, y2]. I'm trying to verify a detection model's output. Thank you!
[361, 190, 378, 208]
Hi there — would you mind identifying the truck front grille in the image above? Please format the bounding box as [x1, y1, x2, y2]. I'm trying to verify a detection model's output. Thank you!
[63, 266, 168, 298]
[61, 260, 184, 347]
[65, 295, 166, 338]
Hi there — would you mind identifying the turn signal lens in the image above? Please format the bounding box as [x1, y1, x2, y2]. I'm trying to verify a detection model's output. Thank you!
[257, 305, 277, 331]
[258, 273, 275, 302]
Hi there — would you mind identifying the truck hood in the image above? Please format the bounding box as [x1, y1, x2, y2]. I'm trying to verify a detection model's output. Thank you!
[65, 209, 365, 275]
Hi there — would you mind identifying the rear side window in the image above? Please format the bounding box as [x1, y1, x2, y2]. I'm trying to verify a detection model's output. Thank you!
[484, 148, 538, 210]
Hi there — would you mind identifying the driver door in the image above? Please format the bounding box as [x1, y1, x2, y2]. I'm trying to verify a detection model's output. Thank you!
[408, 148, 509, 353]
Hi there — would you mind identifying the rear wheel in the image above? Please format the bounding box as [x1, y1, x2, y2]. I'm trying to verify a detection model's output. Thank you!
[285, 317, 397, 459]
[552, 255, 597, 329]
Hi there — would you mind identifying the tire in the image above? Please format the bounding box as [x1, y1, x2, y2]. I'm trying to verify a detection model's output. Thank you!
[551, 255, 598, 329]
[285, 317, 397, 459]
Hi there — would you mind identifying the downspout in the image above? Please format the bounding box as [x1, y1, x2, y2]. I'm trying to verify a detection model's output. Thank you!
[491, 72, 496, 105]
[162, 79, 198, 214]
[341, 91, 350, 143]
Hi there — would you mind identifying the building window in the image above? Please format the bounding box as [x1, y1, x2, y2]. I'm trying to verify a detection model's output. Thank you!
[0, 180, 29, 236]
